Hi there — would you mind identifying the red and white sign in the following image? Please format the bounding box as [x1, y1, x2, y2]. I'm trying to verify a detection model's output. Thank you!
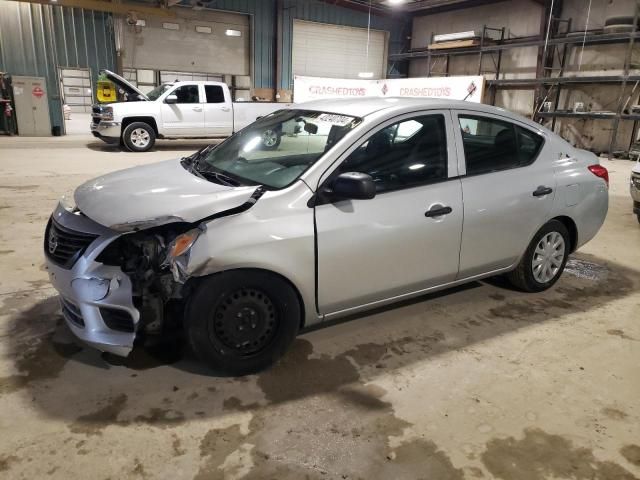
[32, 86, 44, 99]
[294, 75, 485, 104]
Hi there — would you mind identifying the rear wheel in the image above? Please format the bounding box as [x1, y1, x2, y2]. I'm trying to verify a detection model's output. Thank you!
[506, 220, 570, 292]
[185, 270, 300, 375]
[122, 122, 156, 152]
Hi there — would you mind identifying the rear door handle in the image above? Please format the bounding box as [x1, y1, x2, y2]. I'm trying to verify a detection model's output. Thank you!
[221, 106, 231, 112]
[532, 186, 553, 197]
[192, 106, 203, 112]
[425, 205, 452, 218]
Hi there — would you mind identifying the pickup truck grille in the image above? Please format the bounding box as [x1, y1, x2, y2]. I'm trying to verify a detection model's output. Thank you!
[45, 217, 98, 269]
[92, 105, 105, 125]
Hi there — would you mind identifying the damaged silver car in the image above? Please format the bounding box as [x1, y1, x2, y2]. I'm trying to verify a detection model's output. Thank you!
[45, 98, 608, 374]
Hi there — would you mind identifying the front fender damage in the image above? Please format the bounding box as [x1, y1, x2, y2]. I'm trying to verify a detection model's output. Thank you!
[162, 186, 266, 284]
[98, 186, 266, 345]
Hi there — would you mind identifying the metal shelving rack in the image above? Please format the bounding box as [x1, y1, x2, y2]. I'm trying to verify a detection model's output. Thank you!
[389, 5, 640, 157]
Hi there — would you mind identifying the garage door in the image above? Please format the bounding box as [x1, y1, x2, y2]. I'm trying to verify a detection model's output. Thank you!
[292, 20, 388, 79]
[59, 68, 92, 113]
[121, 9, 249, 78]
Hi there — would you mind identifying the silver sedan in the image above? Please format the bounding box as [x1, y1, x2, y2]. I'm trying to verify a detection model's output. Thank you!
[44, 98, 609, 374]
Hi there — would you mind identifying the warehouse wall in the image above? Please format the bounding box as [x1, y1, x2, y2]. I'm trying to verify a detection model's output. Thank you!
[553, 0, 638, 152]
[409, 0, 639, 152]
[195, 0, 407, 89]
[0, 0, 116, 132]
[409, 0, 543, 117]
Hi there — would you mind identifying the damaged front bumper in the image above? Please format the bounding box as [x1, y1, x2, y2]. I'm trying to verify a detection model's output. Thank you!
[45, 202, 139, 356]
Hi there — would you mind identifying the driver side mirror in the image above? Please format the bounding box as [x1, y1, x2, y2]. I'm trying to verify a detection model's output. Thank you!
[327, 172, 376, 200]
[165, 94, 178, 104]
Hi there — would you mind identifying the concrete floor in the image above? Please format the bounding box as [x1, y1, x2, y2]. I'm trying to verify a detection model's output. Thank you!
[0, 135, 639, 480]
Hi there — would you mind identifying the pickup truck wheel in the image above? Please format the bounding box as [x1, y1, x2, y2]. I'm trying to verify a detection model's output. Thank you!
[185, 270, 300, 375]
[261, 129, 281, 150]
[506, 220, 570, 292]
[123, 122, 155, 152]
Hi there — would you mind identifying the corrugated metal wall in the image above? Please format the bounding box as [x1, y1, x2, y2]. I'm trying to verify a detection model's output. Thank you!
[0, 0, 116, 131]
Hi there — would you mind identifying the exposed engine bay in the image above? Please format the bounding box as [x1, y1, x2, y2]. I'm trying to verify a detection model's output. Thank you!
[95, 223, 196, 338]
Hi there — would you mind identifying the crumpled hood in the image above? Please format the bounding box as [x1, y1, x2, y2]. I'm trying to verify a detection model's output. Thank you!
[74, 159, 257, 231]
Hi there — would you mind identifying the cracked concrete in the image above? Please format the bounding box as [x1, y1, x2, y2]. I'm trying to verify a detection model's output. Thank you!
[0, 135, 639, 479]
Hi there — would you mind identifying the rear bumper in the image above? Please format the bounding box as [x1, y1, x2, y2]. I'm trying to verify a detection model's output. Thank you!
[90, 121, 121, 144]
[45, 203, 139, 356]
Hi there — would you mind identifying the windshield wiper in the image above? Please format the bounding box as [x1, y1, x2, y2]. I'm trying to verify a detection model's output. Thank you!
[199, 170, 241, 187]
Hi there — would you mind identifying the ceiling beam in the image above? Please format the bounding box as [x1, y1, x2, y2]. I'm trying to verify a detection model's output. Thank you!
[406, 0, 508, 16]
[315, 0, 397, 18]
[6, 0, 176, 17]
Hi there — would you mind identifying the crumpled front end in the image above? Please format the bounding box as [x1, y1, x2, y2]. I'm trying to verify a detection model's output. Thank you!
[45, 202, 139, 356]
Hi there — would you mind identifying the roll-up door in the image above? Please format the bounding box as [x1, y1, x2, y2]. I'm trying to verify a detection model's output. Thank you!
[292, 20, 388, 79]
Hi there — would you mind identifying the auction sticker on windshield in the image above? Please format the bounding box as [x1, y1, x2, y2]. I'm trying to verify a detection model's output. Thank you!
[316, 113, 354, 126]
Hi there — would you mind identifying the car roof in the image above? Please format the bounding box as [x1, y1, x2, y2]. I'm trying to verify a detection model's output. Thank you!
[295, 96, 521, 120]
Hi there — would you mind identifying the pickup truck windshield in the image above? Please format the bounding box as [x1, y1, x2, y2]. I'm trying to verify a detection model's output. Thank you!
[198, 109, 361, 189]
[147, 84, 173, 101]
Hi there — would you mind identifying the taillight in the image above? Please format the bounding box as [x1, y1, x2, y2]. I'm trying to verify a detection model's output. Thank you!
[588, 164, 609, 187]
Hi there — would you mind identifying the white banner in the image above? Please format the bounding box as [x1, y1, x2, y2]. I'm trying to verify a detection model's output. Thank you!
[293, 75, 485, 104]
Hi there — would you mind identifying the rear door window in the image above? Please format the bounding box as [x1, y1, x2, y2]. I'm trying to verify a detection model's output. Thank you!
[459, 115, 543, 175]
[205, 85, 225, 103]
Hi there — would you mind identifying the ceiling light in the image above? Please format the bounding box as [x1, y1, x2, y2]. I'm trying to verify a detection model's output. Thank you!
[225, 29, 242, 37]
[387, 0, 405, 4]
[358, 72, 374, 78]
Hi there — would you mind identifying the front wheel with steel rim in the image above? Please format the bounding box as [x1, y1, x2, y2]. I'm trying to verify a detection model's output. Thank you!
[122, 121, 156, 152]
[185, 270, 301, 375]
[506, 220, 571, 292]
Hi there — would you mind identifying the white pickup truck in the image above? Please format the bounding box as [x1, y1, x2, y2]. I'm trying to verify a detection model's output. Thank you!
[91, 70, 290, 152]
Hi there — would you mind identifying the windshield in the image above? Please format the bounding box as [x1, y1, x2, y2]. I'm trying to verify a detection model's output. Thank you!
[197, 109, 361, 189]
[147, 84, 173, 101]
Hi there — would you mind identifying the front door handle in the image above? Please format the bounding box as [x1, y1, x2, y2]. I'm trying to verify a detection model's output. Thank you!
[192, 106, 203, 112]
[425, 205, 453, 218]
[532, 186, 553, 197]
[221, 106, 231, 112]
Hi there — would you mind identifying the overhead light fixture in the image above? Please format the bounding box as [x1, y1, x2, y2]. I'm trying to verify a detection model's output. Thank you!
[162, 22, 179, 30]
[225, 29, 242, 37]
[195, 25, 212, 34]
[387, 0, 405, 4]
[358, 72, 374, 78]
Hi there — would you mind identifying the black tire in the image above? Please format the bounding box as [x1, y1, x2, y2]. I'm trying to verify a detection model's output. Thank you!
[506, 220, 571, 293]
[637, 214, 640, 225]
[261, 128, 282, 150]
[122, 121, 156, 152]
[185, 270, 301, 375]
